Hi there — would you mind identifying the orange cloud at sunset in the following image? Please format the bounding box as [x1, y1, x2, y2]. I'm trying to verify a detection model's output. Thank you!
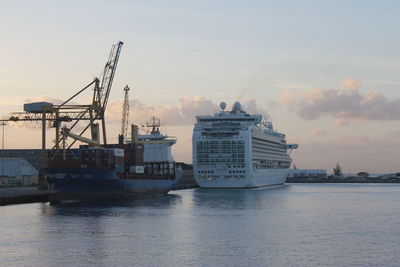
[105, 96, 269, 126]
[281, 79, 400, 124]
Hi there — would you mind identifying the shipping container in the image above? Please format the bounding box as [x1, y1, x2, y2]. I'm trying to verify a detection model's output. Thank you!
[129, 166, 144, 174]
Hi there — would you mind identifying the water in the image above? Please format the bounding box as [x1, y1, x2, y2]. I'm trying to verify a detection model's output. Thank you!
[1, 184, 400, 266]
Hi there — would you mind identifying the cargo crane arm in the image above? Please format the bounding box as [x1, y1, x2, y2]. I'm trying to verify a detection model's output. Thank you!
[94, 41, 124, 144]
[61, 126, 100, 146]
[94, 41, 124, 113]
[0, 41, 124, 153]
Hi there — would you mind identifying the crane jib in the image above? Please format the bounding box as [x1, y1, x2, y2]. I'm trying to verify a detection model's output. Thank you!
[0, 41, 124, 154]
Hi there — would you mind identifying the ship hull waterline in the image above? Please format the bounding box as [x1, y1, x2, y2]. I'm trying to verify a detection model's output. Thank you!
[195, 168, 289, 189]
[45, 167, 180, 203]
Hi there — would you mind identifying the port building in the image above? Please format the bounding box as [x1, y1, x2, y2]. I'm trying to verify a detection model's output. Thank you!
[0, 158, 38, 186]
[288, 169, 327, 179]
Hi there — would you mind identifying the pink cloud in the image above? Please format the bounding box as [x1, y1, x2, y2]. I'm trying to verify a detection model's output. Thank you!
[309, 129, 327, 137]
[341, 78, 359, 91]
[282, 79, 400, 123]
[106, 97, 269, 126]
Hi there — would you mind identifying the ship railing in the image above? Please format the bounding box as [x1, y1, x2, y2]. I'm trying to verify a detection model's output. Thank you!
[203, 127, 243, 132]
[202, 132, 239, 137]
[139, 136, 177, 144]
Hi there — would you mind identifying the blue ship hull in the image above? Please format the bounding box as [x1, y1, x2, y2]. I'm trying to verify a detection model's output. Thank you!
[45, 167, 180, 202]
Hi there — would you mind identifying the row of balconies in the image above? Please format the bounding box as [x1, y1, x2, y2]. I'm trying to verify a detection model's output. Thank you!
[197, 154, 245, 158]
[197, 158, 245, 163]
[196, 145, 245, 149]
[197, 140, 245, 145]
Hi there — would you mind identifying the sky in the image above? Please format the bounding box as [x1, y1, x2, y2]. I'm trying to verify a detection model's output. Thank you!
[1, 0, 400, 173]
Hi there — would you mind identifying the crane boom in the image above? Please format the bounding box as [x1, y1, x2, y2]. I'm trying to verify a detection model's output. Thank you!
[0, 41, 124, 150]
[96, 41, 124, 145]
[61, 127, 100, 146]
[98, 41, 124, 112]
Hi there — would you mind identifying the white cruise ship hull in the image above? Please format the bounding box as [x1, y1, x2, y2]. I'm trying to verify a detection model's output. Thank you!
[248, 168, 288, 187]
[195, 168, 288, 188]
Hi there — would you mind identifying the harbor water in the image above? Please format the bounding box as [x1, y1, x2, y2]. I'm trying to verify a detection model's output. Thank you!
[1, 184, 400, 266]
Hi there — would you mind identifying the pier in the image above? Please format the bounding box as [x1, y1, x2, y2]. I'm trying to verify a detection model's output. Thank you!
[0, 187, 56, 206]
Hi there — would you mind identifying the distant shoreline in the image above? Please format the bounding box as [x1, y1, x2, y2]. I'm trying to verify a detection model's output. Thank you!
[286, 176, 400, 183]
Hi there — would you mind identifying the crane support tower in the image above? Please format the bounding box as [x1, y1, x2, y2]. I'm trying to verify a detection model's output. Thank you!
[120, 85, 130, 143]
[0, 41, 124, 157]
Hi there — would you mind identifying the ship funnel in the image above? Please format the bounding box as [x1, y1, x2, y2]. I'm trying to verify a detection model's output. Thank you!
[131, 124, 139, 143]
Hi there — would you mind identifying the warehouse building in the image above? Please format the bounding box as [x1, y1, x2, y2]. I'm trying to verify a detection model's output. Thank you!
[0, 158, 39, 187]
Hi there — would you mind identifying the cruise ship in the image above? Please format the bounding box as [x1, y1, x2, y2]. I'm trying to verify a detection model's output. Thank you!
[192, 102, 298, 188]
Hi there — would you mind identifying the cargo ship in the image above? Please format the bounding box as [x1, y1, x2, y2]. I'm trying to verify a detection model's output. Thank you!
[0, 41, 182, 202]
[44, 119, 181, 202]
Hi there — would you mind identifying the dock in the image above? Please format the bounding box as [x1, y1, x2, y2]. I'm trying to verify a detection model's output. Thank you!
[0, 187, 56, 206]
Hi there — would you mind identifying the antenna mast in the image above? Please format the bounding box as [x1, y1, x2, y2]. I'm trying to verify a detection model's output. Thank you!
[121, 85, 130, 139]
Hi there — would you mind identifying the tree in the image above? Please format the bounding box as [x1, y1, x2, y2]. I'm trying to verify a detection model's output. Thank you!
[333, 162, 343, 176]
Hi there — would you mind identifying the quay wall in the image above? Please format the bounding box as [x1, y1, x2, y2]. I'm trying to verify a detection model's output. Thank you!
[0, 187, 55, 206]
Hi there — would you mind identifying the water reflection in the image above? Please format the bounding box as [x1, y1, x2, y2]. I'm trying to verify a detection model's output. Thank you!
[190, 185, 290, 210]
[3, 184, 400, 266]
[40, 194, 182, 217]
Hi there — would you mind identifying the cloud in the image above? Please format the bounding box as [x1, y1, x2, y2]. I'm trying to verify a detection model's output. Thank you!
[0, 69, 7, 73]
[331, 134, 371, 147]
[282, 78, 400, 124]
[106, 97, 269, 126]
[281, 89, 295, 106]
[15, 95, 269, 129]
[341, 78, 359, 91]
[106, 96, 213, 126]
[18, 95, 268, 127]
[240, 99, 270, 119]
[392, 130, 400, 137]
[266, 100, 278, 111]
[309, 129, 327, 137]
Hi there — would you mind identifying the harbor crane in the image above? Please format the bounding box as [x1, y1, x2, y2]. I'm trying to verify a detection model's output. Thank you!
[0, 41, 124, 156]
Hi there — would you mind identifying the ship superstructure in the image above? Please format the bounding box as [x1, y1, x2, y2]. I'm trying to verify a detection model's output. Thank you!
[136, 117, 178, 181]
[192, 102, 297, 188]
[139, 117, 176, 162]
